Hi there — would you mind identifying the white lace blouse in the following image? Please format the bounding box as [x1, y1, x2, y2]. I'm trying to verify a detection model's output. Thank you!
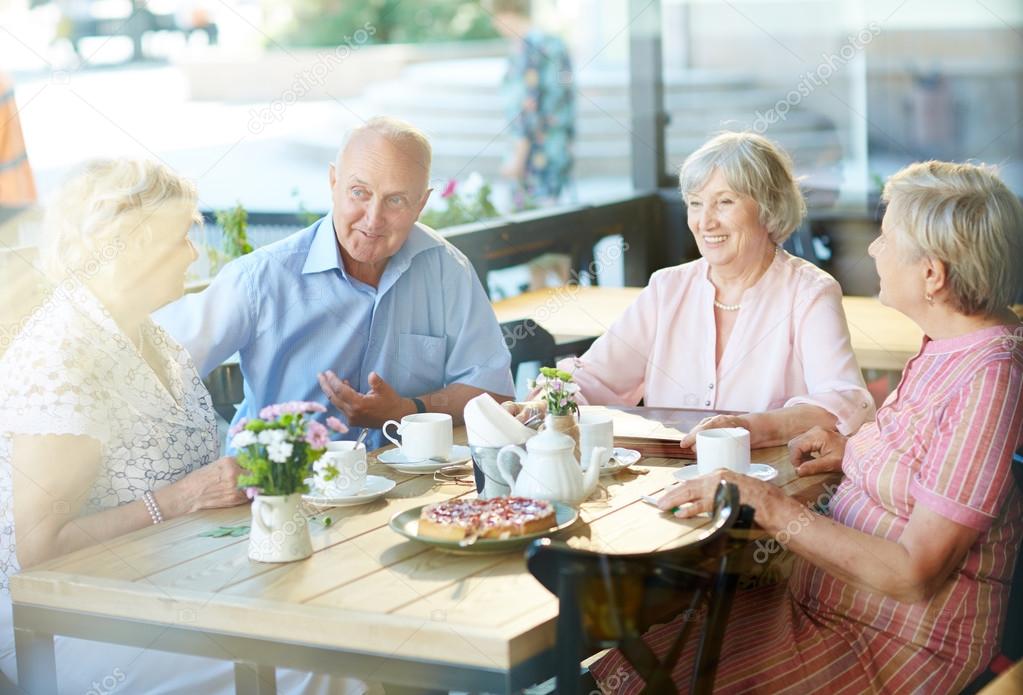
[0, 280, 218, 591]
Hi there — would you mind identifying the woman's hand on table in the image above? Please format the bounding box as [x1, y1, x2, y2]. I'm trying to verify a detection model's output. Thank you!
[787, 426, 847, 476]
[656, 469, 783, 519]
[678, 414, 752, 450]
[165, 456, 248, 515]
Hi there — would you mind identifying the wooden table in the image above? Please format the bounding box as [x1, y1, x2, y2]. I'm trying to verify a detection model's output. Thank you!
[11, 434, 838, 694]
[492, 287, 924, 372]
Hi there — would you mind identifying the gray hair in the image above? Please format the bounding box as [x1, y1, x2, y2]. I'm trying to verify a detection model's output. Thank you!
[883, 160, 1023, 317]
[41, 158, 199, 280]
[337, 116, 432, 182]
[678, 131, 806, 245]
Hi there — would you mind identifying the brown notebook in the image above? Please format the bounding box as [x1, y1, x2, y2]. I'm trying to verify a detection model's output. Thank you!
[583, 405, 742, 460]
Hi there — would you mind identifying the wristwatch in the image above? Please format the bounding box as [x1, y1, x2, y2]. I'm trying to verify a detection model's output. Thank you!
[411, 397, 427, 414]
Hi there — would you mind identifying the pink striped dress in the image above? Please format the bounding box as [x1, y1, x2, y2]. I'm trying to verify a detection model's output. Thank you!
[592, 323, 1023, 694]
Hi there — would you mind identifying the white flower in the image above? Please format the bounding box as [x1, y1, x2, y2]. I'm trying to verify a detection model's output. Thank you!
[230, 430, 257, 449]
[267, 441, 294, 463]
[313, 459, 338, 477]
[258, 429, 287, 446]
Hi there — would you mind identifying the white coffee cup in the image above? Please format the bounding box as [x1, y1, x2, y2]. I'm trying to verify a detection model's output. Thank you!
[321, 441, 368, 496]
[696, 427, 751, 475]
[578, 412, 614, 469]
[382, 412, 453, 462]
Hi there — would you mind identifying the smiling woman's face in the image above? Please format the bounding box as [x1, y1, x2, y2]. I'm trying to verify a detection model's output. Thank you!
[329, 134, 430, 269]
[685, 168, 772, 270]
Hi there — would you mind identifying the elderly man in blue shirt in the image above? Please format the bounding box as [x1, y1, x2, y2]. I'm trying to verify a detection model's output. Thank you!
[156, 116, 514, 449]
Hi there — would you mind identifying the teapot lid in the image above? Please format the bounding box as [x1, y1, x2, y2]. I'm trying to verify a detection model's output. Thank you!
[525, 427, 574, 452]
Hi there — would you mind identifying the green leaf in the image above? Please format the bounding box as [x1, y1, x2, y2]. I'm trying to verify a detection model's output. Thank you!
[200, 525, 250, 538]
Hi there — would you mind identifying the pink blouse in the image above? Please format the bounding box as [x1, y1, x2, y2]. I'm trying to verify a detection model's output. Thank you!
[560, 250, 875, 434]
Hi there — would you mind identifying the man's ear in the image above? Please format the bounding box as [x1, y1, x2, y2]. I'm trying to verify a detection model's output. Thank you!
[328, 161, 337, 190]
[416, 187, 433, 217]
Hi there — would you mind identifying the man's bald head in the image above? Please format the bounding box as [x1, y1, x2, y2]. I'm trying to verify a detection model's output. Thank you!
[335, 116, 432, 195]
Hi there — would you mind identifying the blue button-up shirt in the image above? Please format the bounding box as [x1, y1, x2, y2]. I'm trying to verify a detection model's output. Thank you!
[155, 216, 514, 450]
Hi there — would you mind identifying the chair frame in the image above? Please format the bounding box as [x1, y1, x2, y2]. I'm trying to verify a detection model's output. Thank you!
[961, 445, 1023, 694]
[526, 481, 755, 694]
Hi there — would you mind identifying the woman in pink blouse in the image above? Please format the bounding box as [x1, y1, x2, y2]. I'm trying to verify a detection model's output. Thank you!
[594, 160, 1023, 693]
[512, 131, 875, 448]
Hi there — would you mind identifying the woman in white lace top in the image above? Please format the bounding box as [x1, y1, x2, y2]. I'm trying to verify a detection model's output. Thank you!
[0, 160, 375, 694]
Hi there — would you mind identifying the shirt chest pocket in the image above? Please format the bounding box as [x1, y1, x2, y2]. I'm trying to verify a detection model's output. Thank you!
[396, 333, 447, 396]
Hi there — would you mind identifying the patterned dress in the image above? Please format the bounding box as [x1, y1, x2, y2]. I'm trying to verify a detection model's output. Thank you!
[0, 280, 377, 694]
[502, 29, 575, 206]
[592, 323, 1023, 694]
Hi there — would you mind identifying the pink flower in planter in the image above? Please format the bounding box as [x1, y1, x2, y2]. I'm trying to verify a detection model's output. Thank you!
[244, 487, 261, 499]
[305, 420, 330, 449]
[228, 417, 249, 436]
[259, 401, 327, 420]
[326, 416, 349, 434]
[441, 179, 457, 198]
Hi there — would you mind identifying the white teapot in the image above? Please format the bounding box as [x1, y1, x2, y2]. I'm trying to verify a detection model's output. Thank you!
[497, 428, 606, 507]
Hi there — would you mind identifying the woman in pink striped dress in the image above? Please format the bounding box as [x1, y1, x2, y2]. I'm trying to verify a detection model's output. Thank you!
[592, 160, 1023, 694]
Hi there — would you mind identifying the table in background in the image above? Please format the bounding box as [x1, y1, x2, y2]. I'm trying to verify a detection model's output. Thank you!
[492, 286, 925, 372]
[12, 431, 838, 694]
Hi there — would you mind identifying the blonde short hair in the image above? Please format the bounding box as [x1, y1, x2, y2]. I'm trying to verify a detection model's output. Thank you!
[42, 158, 200, 280]
[678, 132, 806, 245]
[883, 160, 1023, 317]
[338, 116, 432, 181]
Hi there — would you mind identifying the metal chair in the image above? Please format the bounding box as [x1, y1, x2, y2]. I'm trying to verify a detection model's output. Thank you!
[203, 362, 244, 423]
[960, 445, 1023, 694]
[500, 319, 558, 390]
[525, 481, 755, 694]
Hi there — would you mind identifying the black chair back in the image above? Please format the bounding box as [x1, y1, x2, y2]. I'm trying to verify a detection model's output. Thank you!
[526, 481, 755, 694]
[960, 445, 1023, 694]
[500, 319, 558, 387]
[1003, 446, 1023, 660]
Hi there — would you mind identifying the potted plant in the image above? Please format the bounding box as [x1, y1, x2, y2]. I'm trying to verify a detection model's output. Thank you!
[207, 202, 254, 275]
[419, 173, 500, 230]
[529, 366, 580, 454]
[229, 401, 347, 562]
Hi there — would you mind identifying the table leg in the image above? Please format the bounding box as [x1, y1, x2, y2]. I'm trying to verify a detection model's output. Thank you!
[14, 625, 57, 694]
[234, 660, 276, 695]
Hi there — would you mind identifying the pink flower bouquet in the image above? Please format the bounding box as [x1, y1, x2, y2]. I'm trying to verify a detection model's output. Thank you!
[230, 401, 348, 496]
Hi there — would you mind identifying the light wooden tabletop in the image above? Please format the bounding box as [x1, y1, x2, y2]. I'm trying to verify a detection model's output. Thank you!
[492, 286, 924, 372]
[11, 431, 837, 685]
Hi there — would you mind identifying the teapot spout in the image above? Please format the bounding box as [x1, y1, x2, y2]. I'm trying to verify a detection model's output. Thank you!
[584, 446, 607, 497]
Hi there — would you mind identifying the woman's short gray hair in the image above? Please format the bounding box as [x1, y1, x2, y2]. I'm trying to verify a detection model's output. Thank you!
[42, 158, 200, 280]
[883, 160, 1023, 317]
[678, 131, 806, 245]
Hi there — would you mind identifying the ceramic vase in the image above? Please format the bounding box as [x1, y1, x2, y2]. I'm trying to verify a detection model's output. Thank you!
[248, 493, 313, 563]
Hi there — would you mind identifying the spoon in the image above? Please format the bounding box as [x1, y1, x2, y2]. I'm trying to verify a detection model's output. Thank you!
[355, 428, 369, 448]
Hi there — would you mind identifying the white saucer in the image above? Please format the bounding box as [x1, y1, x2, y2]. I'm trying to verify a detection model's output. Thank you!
[672, 463, 779, 483]
[377, 444, 472, 474]
[600, 447, 642, 476]
[303, 475, 396, 507]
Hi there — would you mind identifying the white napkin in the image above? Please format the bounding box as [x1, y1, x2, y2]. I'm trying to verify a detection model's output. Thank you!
[464, 394, 536, 447]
